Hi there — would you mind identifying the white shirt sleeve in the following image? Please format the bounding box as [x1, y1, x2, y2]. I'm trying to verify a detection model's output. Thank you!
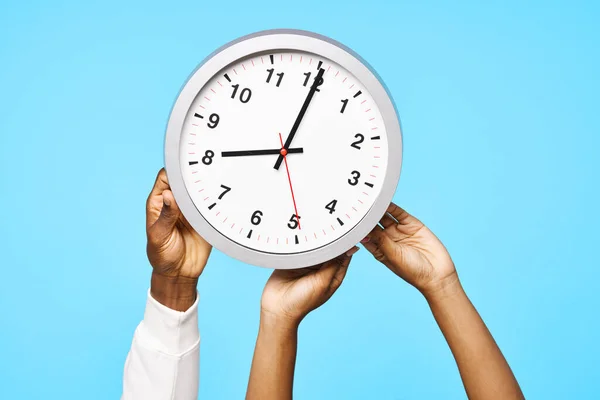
[122, 290, 200, 400]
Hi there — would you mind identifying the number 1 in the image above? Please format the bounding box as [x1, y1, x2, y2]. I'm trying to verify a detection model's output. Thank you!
[266, 68, 284, 87]
[340, 99, 348, 113]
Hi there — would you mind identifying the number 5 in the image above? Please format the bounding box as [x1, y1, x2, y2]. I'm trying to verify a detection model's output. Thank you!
[287, 214, 300, 229]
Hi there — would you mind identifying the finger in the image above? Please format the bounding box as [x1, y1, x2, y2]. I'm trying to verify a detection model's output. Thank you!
[384, 203, 426, 239]
[346, 246, 360, 257]
[361, 237, 379, 255]
[361, 224, 382, 247]
[361, 226, 395, 264]
[361, 227, 383, 259]
[148, 190, 180, 244]
[386, 202, 421, 226]
[146, 169, 172, 229]
[328, 255, 351, 294]
[292, 265, 322, 276]
[278, 265, 320, 280]
[149, 168, 171, 197]
[314, 250, 354, 286]
[370, 227, 395, 247]
[379, 212, 397, 228]
[313, 260, 341, 284]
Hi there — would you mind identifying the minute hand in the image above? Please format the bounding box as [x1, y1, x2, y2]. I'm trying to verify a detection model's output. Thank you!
[274, 68, 325, 170]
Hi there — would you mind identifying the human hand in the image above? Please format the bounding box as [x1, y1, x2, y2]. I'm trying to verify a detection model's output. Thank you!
[146, 169, 212, 310]
[362, 203, 456, 297]
[248, 250, 357, 400]
[361, 204, 524, 399]
[260, 247, 358, 325]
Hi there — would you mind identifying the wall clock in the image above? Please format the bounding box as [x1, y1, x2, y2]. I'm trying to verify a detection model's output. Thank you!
[165, 29, 402, 269]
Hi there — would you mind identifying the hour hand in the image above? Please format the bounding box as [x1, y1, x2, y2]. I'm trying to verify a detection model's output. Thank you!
[221, 147, 304, 157]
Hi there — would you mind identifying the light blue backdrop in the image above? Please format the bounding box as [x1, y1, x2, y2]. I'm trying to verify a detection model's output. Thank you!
[1, 0, 598, 398]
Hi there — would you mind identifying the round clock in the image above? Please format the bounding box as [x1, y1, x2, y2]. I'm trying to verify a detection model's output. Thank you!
[164, 29, 402, 269]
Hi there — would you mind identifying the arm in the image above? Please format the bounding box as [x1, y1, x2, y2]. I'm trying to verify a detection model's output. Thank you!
[362, 203, 523, 400]
[426, 277, 521, 400]
[246, 313, 299, 399]
[246, 248, 358, 400]
[122, 169, 212, 400]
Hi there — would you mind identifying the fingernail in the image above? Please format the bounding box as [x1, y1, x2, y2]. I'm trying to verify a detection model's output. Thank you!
[360, 237, 370, 244]
[163, 197, 171, 207]
[346, 246, 360, 257]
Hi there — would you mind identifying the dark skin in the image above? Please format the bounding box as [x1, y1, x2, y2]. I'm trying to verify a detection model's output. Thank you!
[145, 168, 359, 400]
[145, 169, 523, 399]
[362, 203, 524, 400]
[246, 248, 358, 400]
[146, 168, 211, 311]
[246, 203, 524, 400]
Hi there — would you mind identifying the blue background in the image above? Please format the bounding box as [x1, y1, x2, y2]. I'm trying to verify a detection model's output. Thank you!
[1, 0, 598, 398]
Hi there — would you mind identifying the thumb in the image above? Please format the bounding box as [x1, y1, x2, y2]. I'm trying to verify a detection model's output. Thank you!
[149, 190, 180, 242]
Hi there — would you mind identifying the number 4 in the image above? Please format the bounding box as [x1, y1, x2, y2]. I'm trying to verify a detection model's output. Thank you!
[325, 199, 337, 214]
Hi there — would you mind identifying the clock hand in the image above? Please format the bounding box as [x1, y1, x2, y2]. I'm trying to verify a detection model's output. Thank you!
[221, 148, 303, 157]
[273, 67, 325, 170]
[279, 132, 301, 230]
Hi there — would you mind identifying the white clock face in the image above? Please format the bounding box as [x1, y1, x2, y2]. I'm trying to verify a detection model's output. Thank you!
[166, 30, 402, 268]
[178, 50, 389, 255]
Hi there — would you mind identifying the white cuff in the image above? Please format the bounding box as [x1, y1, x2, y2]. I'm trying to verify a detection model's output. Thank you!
[139, 289, 200, 355]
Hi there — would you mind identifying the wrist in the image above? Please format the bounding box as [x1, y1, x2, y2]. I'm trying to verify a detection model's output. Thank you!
[259, 309, 301, 336]
[150, 271, 198, 312]
[421, 271, 463, 304]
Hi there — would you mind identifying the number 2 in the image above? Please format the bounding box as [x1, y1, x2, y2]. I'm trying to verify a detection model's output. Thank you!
[351, 133, 364, 150]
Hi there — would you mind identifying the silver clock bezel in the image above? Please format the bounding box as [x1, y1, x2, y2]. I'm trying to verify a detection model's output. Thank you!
[165, 29, 402, 269]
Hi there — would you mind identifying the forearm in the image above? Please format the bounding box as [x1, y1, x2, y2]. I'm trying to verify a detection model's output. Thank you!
[246, 312, 299, 400]
[425, 275, 523, 400]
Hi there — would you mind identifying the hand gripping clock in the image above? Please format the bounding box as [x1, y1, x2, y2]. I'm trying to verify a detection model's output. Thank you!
[164, 29, 403, 269]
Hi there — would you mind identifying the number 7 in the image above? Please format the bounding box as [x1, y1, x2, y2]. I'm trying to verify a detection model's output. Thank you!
[219, 185, 231, 200]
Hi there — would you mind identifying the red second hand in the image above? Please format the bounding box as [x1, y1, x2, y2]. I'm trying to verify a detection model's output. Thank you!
[278, 132, 301, 230]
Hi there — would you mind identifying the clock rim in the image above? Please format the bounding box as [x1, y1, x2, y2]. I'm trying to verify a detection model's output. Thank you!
[165, 29, 403, 269]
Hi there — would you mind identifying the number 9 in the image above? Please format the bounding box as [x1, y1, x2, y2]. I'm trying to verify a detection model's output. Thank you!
[207, 113, 220, 129]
